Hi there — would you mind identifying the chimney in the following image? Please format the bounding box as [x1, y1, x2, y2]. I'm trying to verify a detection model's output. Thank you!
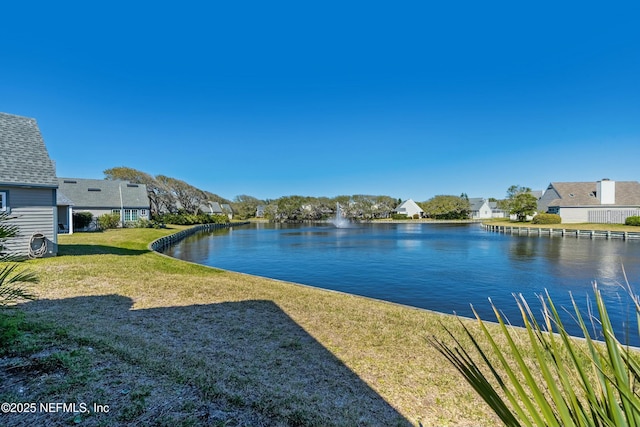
[597, 179, 615, 204]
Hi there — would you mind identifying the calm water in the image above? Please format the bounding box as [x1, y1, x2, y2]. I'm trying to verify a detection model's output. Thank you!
[164, 222, 640, 344]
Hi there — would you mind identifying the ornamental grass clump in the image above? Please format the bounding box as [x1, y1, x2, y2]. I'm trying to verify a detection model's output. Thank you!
[429, 275, 640, 427]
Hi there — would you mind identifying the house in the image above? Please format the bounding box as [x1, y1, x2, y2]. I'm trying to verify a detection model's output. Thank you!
[538, 179, 640, 224]
[0, 112, 58, 257]
[256, 205, 266, 218]
[468, 198, 493, 219]
[220, 203, 234, 220]
[200, 201, 223, 215]
[487, 201, 506, 218]
[394, 199, 424, 218]
[57, 178, 150, 230]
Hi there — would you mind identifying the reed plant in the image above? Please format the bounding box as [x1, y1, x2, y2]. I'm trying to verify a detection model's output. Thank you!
[430, 275, 640, 426]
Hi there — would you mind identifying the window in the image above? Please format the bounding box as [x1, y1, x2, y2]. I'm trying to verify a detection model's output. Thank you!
[0, 191, 6, 212]
[112, 209, 121, 217]
[124, 209, 139, 222]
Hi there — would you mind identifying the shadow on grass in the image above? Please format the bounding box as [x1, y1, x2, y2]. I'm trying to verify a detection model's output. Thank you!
[57, 244, 150, 256]
[12, 295, 411, 426]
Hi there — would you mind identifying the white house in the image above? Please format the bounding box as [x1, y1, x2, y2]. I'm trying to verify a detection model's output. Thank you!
[394, 199, 424, 218]
[468, 198, 493, 219]
[538, 179, 640, 224]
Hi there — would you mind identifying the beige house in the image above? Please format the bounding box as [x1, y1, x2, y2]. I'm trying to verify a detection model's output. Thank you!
[538, 179, 640, 224]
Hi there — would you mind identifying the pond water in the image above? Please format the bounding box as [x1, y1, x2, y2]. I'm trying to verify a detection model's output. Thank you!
[163, 222, 640, 345]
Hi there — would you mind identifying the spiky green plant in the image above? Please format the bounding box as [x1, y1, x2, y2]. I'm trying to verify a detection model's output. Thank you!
[0, 212, 37, 306]
[429, 278, 640, 427]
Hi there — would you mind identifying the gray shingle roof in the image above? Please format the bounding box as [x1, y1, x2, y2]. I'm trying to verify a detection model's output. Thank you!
[58, 178, 149, 209]
[56, 191, 74, 206]
[545, 181, 640, 207]
[0, 112, 57, 187]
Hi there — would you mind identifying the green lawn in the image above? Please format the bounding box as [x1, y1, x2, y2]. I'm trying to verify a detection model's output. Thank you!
[0, 226, 548, 426]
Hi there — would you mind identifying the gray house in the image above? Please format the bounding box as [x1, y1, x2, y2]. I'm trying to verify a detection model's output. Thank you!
[0, 112, 58, 257]
[57, 178, 150, 230]
[538, 179, 640, 224]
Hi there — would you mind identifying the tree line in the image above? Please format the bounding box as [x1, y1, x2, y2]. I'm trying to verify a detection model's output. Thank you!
[104, 166, 538, 222]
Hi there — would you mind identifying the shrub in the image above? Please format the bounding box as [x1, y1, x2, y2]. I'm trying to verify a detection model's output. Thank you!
[153, 212, 228, 225]
[72, 211, 94, 230]
[412, 214, 420, 219]
[625, 216, 640, 226]
[429, 279, 640, 426]
[532, 213, 561, 224]
[391, 214, 408, 220]
[97, 213, 121, 230]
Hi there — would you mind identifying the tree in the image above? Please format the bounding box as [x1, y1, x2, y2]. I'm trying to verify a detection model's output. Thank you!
[504, 185, 538, 222]
[232, 195, 263, 219]
[156, 175, 207, 214]
[421, 195, 471, 220]
[104, 167, 169, 216]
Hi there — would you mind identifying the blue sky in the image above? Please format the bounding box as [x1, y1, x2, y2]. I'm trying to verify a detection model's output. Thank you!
[2, 2, 639, 202]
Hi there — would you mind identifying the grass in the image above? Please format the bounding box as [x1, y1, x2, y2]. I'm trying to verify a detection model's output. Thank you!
[484, 218, 640, 232]
[0, 225, 597, 426]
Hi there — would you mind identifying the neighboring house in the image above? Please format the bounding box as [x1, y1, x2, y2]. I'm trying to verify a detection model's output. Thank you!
[200, 201, 224, 215]
[221, 203, 234, 220]
[394, 199, 424, 218]
[538, 179, 640, 224]
[0, 112, 58, 257]
[468, 198, 493, 219]
[256, 205, 265, 218]
[488, 201, 506, 218]
[57, 178, 150, 229]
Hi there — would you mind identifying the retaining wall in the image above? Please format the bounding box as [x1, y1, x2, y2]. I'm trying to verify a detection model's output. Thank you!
[149, 222, 249, 252]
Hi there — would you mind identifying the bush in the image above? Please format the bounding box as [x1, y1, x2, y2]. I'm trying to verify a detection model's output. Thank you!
[72, 211, 94, 230]
[152, 212, 228, 226]
[532, 213, 561, 224]
[97, 213, 121, 230]
[391, 214, 408, 220]
[625, 216, 640, 226]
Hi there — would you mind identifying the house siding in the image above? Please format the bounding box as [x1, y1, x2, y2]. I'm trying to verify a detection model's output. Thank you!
[558, 207, 640, 224]
[557, 208, 588, 223]
[1, 186, 57, 257]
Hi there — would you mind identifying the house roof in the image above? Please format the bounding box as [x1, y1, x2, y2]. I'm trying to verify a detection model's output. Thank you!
[56, 191, 74, 206]
[57, 178, 149, 208]
[544, 181, 640, 207]
[395, 199, 424, 213]
[199, 201, 223, 214]
[0, 112, 58, 188]
[468, 198, 487, 211]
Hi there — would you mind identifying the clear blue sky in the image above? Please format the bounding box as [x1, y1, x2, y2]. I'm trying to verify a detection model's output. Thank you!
[2, 2, 639, 202]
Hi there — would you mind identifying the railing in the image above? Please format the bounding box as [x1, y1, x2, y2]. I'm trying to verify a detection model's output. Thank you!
[483, 224, 640, 240]
[149, 222, 250, 252]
